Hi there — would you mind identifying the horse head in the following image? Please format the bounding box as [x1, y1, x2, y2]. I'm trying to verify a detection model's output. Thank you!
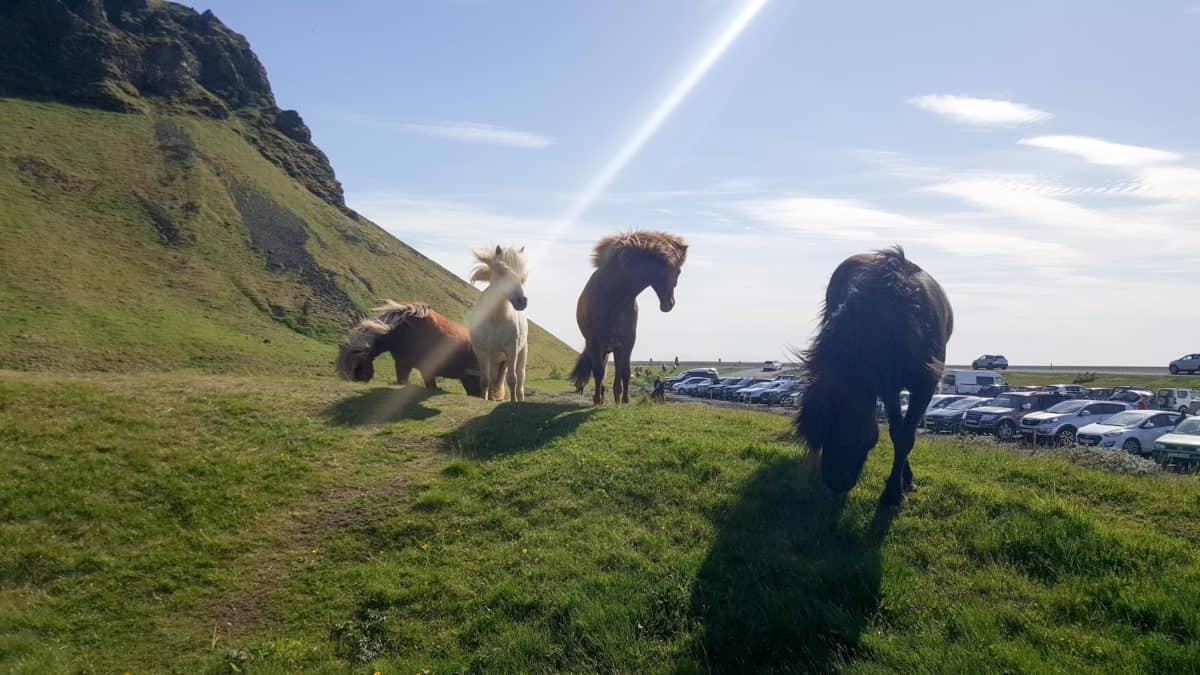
[472, 245, 529, 311]
[592, 231, 687, 313]
[335, 337, 377, 382]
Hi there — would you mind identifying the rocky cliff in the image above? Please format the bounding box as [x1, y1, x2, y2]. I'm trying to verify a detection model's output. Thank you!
[0, 0, 346, 210]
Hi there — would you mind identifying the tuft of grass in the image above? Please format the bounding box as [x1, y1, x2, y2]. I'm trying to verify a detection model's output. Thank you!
[2, 370, 1199, 672]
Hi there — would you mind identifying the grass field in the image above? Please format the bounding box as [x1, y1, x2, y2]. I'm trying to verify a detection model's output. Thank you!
[0, 98, 577, 378]
[3, 370, 1199, 673]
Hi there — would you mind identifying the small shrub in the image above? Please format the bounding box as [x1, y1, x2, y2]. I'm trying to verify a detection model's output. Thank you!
[1073, 372, 1098, 384]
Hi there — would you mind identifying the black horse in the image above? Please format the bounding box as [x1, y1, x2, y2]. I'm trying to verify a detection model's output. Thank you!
[797, 247, 953, 506]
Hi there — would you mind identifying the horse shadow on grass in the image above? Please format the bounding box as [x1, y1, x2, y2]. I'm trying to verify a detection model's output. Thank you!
[687, 456, 895, 673]
[441, 401, 596, 460]
[324, 386, 443, 426]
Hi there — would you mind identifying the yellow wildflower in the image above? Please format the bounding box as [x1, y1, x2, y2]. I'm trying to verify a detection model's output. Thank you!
[419, 543, 429, 551]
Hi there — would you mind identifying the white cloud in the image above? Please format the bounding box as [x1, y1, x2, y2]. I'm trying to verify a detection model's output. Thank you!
[400, 121, 553, 148]
[1019, 135, 1180, 167]
[346, 115, 553, 148]
[907, 94, 1052, 126]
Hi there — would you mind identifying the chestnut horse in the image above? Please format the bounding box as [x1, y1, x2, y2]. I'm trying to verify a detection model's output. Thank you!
[336, 300, 483, 396]
[796, 247, 952, 506]
[571, 231, 687, 404]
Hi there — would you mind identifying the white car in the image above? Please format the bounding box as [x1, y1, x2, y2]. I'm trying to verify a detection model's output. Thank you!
[1154, 388, 1199, 414]
[1076, 410, 1182, 455]
[673, 377, 711, 395]
[734, 381, 776, 402]
[1019, 399, 1131, 445]
[1153, 417, 1200, 467]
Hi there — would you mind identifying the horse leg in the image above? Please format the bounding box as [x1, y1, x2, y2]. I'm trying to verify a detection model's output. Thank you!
[478, 355, 492, 401]
[881, 384, 933, 506]
[505, 353, 518, 403]
[423, 370, 438, 390]
[514, 345, 527, 402]
[394, 360, 412, 386]
[614, 348, 632, 404]
[592, 349, 608, 405]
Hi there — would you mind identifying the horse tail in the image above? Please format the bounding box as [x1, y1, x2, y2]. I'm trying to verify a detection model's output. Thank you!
[570, 347, 593, 390]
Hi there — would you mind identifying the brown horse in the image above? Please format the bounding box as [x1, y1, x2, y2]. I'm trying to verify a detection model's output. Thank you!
[571, 231, 687, 404]
[796, 247, 953, 506]
[335, 300, 483, 396]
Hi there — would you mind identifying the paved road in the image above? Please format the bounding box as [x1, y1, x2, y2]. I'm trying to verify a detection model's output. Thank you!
[639, 362, 1180, 378]
[951, 365, 1174, 377]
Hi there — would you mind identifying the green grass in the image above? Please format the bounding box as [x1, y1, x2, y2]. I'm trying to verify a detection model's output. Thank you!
[1004, 371, 1199, 393]
[3, 371, 1199, 673]
[0, 98, 576, 377]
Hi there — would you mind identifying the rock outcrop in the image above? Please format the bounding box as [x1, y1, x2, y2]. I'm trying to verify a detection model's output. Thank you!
[0, 0, 348, 211]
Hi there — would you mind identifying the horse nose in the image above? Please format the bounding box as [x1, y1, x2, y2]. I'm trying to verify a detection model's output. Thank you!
[513, 296, 528, 310]
[660, 296, 675, 312]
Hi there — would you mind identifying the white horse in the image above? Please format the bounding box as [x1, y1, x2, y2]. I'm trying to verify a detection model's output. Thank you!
[468, 245, 529, 402]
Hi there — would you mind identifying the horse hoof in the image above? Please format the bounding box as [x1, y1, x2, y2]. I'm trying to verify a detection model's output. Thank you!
[902, 482, 918, 494]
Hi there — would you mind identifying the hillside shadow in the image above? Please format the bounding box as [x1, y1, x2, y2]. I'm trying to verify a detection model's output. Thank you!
[442, 402, 596, 459]
[687, 457, 893, 672]
[325, 386, 443, 426]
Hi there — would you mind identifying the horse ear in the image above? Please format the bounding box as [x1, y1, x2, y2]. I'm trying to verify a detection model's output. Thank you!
[519, 246, 525, 253]
[495, 245, 503, 256]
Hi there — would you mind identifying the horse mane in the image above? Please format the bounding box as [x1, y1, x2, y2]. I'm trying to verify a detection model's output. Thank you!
[592, 230, 687, 270]
[808, 246, 930, 379]
[470, 245, 529, 285]
[353, 300, 431, 336]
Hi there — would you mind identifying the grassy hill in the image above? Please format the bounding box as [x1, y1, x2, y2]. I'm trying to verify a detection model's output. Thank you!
[2, 371, 1198, 672]
[0, 98, 575, 377]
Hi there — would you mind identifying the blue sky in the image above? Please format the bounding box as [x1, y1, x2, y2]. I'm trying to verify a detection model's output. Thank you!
[198, 1, 1200, 366]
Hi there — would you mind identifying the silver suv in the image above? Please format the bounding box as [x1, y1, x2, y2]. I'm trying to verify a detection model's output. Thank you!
[972, 354, 1008, 370]
[1019, 399, 1131, 445]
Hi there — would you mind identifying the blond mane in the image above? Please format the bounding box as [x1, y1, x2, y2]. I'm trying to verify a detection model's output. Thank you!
[470, 245, 529, 285]
[591, 230, 688, 269]
[351, 300, 430, 336]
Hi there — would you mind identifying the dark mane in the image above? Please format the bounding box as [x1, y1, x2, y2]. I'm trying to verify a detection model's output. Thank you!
[592, 230, 688, 269]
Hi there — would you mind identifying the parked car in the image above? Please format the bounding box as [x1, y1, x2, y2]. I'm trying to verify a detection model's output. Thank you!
[1084, 387, 1114, 401]
[1038, 384, 1088, 398]
[1152, 416, 1200, 468]
[1169, 353, 1200, 375]
[780, 390, 804, 408]
[972, 354, 1009, 370]
[1154, 388, 1199, 414]
[923, 396, 990, 434]
[761, 360, 782, 372]
[698, 377, 740, 398]
[665, 368, 718, 389]
[760, 381, 803, 405]
[978, 384, 1013, 397]
[1019, 399, 1132, 445]
[962, 391, 1072, 441]
[734, 380, 776, 403]
[712, 378, 761, 400]
[1076, 410, 1181, 455]
[673, 377, 712, 395]
[940, 369, 1008, 395]
[747, 380, 794, 404]
[1109, 388, 1154, 410]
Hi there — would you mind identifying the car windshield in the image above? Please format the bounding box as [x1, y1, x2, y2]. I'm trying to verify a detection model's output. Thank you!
[946, 398, 982, 410]
[1046, 401, 1088, 414]
[1100, 412, 1146, 427]
[1157, 388, 1174, 397]
[990, 395, 1024, 409]
[1174, 418, 1200, 435]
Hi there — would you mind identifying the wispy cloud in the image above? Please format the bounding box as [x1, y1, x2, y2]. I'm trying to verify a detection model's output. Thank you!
[401, 122, 553, 148]
[1019, 134, 1179, 167]
[347, 115, 553, 148]
[907, 94, 1052, 126]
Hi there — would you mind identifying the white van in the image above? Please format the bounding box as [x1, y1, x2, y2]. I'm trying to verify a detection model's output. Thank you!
[940, 369, 1008, 395]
